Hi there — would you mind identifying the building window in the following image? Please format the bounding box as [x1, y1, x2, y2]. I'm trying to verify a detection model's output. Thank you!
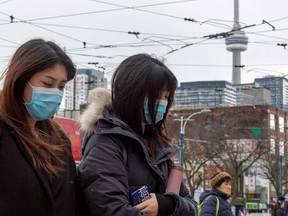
[279, 116, 284, 133]
[270, 114, 275, 130]
[206, 116, 212, 124]
[220, 115, 226, 124]
[279, 141, 284, 156]
[270, 139, 275, 154]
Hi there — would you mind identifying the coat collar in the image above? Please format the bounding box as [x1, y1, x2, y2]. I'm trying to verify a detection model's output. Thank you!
[79, 87, 111, 134]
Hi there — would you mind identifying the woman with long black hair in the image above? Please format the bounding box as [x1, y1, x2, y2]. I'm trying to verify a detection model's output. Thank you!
[78, 53, 197, 216]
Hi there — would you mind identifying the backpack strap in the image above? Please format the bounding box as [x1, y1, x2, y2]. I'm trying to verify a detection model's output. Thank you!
[215, 196, 220, 215]
[198, 195, 220, 216]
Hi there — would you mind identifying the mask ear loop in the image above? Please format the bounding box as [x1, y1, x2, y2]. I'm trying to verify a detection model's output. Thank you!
[27, 81, 33, 87]
[23, 81, 35, 104]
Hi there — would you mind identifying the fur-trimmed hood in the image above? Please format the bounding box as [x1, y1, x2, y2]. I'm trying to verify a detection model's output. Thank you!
[79, 87, 112, 133]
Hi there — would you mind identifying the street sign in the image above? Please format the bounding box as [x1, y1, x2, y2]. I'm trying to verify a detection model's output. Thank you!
[252, 128, 262, 136]
[246, 202, 258, 209]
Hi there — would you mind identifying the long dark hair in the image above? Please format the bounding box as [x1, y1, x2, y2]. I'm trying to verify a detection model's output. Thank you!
[0, 38, 76, 182]
[112, 53, 177, 141]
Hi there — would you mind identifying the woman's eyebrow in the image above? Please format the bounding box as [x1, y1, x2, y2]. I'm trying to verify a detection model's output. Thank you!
[44, 75, 67, 83]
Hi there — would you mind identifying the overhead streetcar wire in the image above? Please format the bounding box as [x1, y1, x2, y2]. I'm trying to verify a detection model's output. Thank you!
[0, 37, 19, 45]
[20, 20, 84, 43]
[0, 0, 13, 5]
[247, 32, 288, 41]
[92, 0, 185, 20]
[22, 22, 202, 38]
[268, 16, 288, 23]
[0, 11, 85, 44]
[0, 1, 288, 80]
[93, 0, 236, 30]
[21, 0, 196, 22]
[6, 1, 288, 53]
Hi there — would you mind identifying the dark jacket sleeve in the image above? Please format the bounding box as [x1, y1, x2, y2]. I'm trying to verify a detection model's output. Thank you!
[165, 181, 198, 216]
[199, 196, 217, 216]
[156, 193, 175, 216]
[156, 152, 197, 215]
[78, 134, 147, 216]
[275, 208, 284, 216]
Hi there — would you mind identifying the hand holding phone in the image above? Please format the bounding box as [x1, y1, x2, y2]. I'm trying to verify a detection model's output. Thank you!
[131, 185, 151, 206]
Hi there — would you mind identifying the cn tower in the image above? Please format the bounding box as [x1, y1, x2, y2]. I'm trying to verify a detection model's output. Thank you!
[225, 0, 248, 85]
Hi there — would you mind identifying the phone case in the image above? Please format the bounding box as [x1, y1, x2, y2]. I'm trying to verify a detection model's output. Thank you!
[131, 185, 151, 206]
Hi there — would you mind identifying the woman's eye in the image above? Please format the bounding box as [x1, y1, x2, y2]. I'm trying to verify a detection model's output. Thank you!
[59, 86, 65, 91]
[43, 82, 52, 87]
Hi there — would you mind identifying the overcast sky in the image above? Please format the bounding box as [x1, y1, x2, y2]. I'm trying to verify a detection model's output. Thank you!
[1, 0, 288, 86]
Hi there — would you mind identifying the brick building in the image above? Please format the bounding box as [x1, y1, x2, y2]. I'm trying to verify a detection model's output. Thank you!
[165, 105, 288, 210]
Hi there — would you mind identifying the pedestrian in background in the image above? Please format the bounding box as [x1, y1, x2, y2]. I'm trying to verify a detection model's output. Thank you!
[283, 194, 288, 216]
[275, 197, 285, 216]
[78, 53, 198, 216]
[199, 171, 233, 216]
[0, 38, 78, 216]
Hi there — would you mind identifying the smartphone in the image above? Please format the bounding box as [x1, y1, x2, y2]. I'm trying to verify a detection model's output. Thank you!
[131, 185, 151, 206]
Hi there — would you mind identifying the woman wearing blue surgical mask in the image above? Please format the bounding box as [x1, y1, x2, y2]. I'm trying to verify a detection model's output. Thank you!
[78, 54, 198, 216]
[0, 39, 78, 216]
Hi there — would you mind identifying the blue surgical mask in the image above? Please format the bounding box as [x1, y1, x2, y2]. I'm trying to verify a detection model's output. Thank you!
[24, 83, 63, 121]
[143, 99, 168, 125]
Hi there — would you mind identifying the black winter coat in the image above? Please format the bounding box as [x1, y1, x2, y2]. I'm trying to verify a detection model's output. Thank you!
[78, 109, 198, 216]
[275, 206, 285, 216]
[199, 189, 233, 216]
[0, 120, 78, 216]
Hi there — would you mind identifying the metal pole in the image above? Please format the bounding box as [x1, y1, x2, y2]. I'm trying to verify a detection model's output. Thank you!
[178, 110, 211, 167]
[279, 155, 283, 196]
[180, 117, 184, 166]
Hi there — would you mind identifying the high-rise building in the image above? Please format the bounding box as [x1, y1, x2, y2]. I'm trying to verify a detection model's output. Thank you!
[64, 68, 107, 110]
[174, 81, 237, 109]
[77, 68, 107, 89]
[174, 80, 272, 110]
[234, 83, 271, 106]
[255, 76, 288, 111]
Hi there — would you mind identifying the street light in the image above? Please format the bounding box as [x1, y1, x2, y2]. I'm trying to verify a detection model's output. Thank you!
[279, 141, 284, 196]
[179, 109, 211, 166]
[279, 155, 283, 196]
